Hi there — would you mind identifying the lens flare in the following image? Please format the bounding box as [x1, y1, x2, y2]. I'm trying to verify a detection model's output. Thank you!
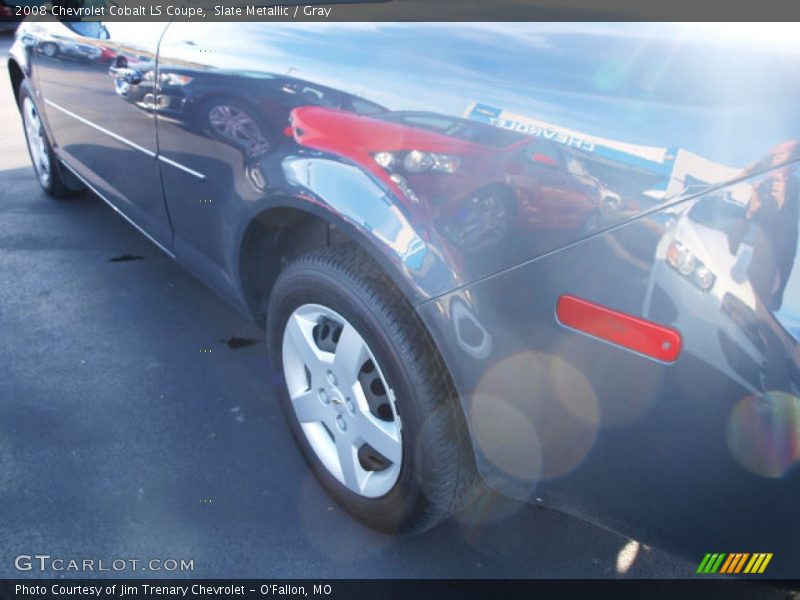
[555, 335, 663, 427]
[454, 485, 528, 542]
[726, 391, 800, 478]
[549, 353, 599, 426]
[470, 392, 543, 485]
[472, 352, 599, 481]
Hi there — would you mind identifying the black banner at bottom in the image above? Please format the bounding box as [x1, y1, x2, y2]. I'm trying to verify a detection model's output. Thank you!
[3, 579, 799, 600]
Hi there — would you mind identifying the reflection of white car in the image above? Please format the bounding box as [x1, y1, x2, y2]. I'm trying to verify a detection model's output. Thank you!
[644, 194, 762, 390]
[664, 194, 753, 297]
[663, 195, 755, 296]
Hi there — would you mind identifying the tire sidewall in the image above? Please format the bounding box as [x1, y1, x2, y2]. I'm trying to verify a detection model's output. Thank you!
[18, 80, 84, 198]
[266, 261, 432, 533]
[19, 81, 55, 194]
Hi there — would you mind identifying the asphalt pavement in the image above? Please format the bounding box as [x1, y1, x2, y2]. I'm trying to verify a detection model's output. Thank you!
[0, 31, 794, 592]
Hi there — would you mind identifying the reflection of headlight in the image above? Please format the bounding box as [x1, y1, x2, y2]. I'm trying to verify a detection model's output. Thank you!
[372, 151, 460, 174]
[389, 173, 420, 204]
[666, 241, 716, 291]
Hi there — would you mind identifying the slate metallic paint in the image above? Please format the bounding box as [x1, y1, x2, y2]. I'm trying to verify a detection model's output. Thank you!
[9, 22, 800, 573]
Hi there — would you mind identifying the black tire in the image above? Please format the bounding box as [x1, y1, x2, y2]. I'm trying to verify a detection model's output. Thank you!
[18, 80, 85, 199]
[265, 244, 478, 534]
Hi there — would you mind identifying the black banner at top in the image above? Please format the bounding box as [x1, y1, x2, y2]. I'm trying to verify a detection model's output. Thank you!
[3, 0, 800, 22]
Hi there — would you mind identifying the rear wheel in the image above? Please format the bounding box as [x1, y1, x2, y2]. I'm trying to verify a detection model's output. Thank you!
[266, 244, 478, 534]
[19, 80, 84, 198]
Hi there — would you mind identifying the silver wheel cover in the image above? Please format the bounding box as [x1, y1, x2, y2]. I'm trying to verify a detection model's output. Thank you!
[22, 97, 51, 188]
[282, 304, 402, 498]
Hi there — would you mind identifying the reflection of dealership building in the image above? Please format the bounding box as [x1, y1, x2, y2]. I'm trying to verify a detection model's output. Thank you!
[465, 102, 743, 204]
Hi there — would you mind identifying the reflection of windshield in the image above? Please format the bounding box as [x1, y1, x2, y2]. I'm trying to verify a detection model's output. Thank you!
[688, 194, 757, 245]
[374, 112, 527, 146]
[281, 84, 341, 109]
[565, 157, 590, 178]
[349, 98, 385, 116]
[281, 82, 385, 116]
[688, 194, 746, 232]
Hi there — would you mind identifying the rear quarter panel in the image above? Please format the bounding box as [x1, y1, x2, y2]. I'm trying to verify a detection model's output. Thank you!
[155, 25, 800, 570]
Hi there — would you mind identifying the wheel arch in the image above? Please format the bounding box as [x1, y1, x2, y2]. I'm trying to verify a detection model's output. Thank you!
[237, 196, 427, 326]
[7, 58, 25, 110]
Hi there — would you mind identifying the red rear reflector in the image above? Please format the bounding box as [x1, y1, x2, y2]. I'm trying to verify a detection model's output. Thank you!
[556, 295, 682, 362]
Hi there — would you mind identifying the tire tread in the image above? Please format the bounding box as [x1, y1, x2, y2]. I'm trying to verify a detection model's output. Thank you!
[271, 243, 479, 534]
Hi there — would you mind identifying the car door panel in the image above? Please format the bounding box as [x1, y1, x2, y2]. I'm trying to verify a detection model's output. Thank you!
[34, 22, 172, 248]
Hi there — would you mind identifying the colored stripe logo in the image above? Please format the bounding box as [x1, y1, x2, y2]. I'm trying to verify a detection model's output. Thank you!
[697, 553, 773, 574]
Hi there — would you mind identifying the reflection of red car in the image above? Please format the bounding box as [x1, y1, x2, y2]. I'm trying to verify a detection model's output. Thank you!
[289, 107, 604, 249]
[97, 45, 117, 64]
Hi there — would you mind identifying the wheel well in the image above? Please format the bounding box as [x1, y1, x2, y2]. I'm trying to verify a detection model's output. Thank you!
[239, 207, 355, 326]
[8, 59, 24, 110]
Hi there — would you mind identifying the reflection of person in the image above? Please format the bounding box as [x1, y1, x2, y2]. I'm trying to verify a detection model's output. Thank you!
[728, 167, 798, 311]
[721, 142, 800, 391]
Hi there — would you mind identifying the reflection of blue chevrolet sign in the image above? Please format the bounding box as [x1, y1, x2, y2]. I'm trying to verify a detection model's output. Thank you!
[467, 103, 597, 153]
[465, 102, 676, 178]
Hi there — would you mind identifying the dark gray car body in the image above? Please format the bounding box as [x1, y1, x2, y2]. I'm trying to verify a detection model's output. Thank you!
[8, 22, 800, 574]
